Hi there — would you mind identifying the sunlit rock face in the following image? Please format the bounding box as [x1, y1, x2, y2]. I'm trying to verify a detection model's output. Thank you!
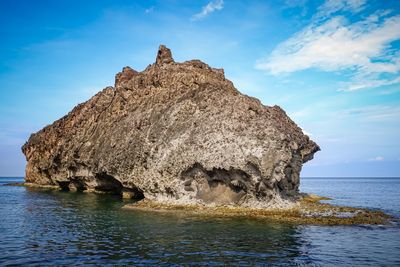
[22, 45, 319, 208]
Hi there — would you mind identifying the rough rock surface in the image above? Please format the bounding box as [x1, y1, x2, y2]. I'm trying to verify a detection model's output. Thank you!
[22, 45, 320, 208]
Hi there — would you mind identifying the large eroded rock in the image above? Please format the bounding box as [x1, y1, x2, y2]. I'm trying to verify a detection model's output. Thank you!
[22, 45, 319, 208]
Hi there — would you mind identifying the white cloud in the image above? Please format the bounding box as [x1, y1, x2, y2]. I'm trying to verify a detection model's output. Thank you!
[368, 156, 384, 161]
[257, 14, 400, 75]
[192, 0, 224, 21]
[256, 0, 400, 91]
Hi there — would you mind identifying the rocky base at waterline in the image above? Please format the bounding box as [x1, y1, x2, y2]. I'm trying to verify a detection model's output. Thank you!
[123, 194, 392, 226]
[7, 181, 391, 225]
[22, 45, 320, 209]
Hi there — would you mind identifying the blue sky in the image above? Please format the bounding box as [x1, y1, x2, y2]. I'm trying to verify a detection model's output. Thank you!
[1, 0, 399, 177]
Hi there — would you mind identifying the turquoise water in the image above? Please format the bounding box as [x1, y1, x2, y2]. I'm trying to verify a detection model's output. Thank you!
[0, 177, 399, 266]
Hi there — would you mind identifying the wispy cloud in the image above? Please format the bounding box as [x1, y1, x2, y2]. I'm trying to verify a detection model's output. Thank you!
[283, 0, 309, 17]
[340, 76, 400, 91]
[316, 0, 367, 18]
[256, 0, 400, 91]
[337, 105, 400, 122]
[368, 156, 384, 161]
[191, 0, 224, 21]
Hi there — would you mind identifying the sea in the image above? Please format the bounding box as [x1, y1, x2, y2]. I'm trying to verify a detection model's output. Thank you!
[0, 177, 399, 266]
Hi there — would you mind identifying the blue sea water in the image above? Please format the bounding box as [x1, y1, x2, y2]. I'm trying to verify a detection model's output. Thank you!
[0, 177, 399, 266]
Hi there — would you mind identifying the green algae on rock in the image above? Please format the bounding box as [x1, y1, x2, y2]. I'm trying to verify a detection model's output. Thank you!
[123, 194, 391, 226]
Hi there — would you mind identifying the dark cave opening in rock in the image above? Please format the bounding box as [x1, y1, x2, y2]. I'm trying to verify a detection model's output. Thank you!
[56, 172, 144, 200]
[95, 172, 145, 200]
[94, 173, 123, 193]
[181, 163, 250, 204]
[57, 181, 70, 191]
[122, 186, 145, 200]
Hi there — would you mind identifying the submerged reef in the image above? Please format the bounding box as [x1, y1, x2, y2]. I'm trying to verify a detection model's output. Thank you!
[123, 194, 391, 226]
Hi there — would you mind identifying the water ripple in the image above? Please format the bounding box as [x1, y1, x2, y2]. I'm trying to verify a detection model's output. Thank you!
[0, 177, 399, 266]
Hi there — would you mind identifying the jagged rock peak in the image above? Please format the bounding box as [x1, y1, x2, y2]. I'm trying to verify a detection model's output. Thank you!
[155, 45, 174, 65]
[115, 66, 138, 87]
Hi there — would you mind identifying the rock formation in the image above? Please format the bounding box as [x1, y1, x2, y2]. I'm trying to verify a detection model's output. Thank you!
[22, 45, 319, 208]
